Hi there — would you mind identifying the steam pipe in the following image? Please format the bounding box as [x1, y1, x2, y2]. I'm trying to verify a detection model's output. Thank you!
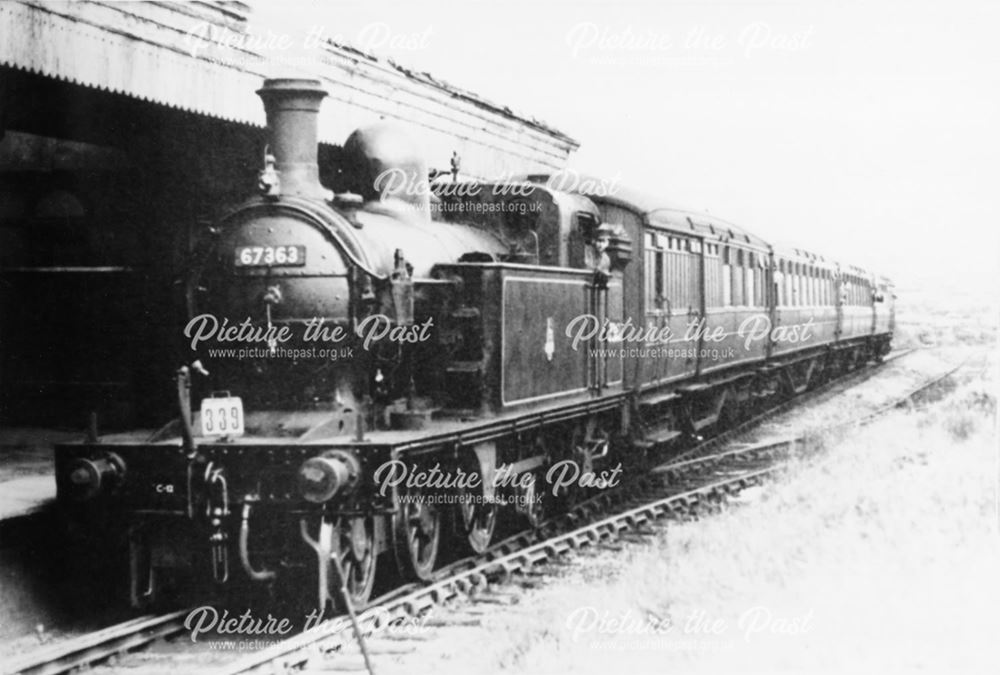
[239, 500, 276, 582]
[177, 366, 196, 456]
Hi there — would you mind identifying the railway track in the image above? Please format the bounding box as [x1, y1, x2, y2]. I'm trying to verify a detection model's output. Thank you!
[6, 347, 959, 675]
[1, 611, 191, 675]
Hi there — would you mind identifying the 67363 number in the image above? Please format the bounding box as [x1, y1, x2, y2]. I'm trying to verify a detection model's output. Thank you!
[235, 245, 305, 267]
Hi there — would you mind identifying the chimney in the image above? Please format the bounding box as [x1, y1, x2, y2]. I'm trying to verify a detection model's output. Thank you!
[256, 78, 328, 198]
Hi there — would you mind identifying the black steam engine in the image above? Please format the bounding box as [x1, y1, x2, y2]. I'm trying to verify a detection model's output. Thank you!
[54, 78, 894, 613]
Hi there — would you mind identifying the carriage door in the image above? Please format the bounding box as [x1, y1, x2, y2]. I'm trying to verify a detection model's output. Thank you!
[869, 277, 878, 335]
[643, 231, 668, 386]
[766, 252, 777, 360]
[664, 233, 699, 383]
[692, 237, 707, 376]
[833, 268, 844, 341]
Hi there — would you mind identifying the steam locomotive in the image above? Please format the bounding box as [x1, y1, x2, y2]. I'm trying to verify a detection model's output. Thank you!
[54, 79, 894, 613]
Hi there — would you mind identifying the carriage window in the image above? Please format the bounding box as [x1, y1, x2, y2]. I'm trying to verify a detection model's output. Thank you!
[773, 265, 780, 306]
[654, 250, 664, 304]
[722, 262, 732, 306]
[734, 249, 745, 306]
[645, 232, 665, 310]
[761, 261, 768, 305]
[668, 238, 693, 308]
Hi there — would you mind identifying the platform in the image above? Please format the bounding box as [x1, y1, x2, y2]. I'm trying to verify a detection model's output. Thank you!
[0, 428, 151, 522]
[0, 428, 76, 522]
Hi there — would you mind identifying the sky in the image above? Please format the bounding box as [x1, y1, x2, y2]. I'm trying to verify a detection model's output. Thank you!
[250, 0, 1000, 293]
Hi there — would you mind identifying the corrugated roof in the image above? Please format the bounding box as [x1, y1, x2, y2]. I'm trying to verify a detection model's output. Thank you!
[0, 1, 577, 178]
[318, 39, 576, 145]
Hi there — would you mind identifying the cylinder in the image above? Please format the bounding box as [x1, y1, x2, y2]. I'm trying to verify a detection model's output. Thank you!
[64, 453, 124, 501]
[297, 450, 361, 503]
[256, 78, 328, 198]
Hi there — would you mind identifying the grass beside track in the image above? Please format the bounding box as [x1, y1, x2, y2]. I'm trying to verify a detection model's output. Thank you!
[433, 352, 999, 675]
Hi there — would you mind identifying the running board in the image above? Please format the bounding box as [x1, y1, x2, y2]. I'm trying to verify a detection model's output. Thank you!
[691, 413, 720, 432]
[635, 425, 684, 450]
[638, 391, 681, 411]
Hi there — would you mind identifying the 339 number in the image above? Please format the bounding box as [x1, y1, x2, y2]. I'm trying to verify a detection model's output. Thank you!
[202, 405, 241, 433]
[200, 396, 245, 437]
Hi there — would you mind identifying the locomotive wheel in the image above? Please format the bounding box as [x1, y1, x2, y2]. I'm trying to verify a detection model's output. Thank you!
[718, 391, 741, 430]
[392, 490, 440, 581]
[332, 516, 377, 612]
[518, 471, 547, 528]
[457, 490, 497, 554]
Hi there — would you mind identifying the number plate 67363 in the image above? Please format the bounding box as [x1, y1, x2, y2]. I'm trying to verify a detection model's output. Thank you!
[235, 245, 305, 267]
